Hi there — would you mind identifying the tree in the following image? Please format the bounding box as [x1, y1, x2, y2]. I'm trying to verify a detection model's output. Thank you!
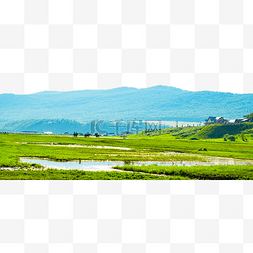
[227, 135, 236, 141]
[241, 131, 246, 141]
[246, 112, 253, 120]
[223, 134, 229, 141]
[223, 134, 236, 141]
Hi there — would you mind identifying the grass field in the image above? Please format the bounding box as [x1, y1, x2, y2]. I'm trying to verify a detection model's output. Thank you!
[0, 126, 253, 180]
[113, 164, 253, 180]
[0, 169, 177, 180]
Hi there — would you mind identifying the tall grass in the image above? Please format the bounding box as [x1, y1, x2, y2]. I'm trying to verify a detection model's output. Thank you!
[113, 164, 253, 180]
[0, 169, 185, 180]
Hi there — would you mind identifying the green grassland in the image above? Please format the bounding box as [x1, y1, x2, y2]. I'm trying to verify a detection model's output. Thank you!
[0, 169, 177, 180]
[138, 125, 205, 138]
[1, 123, 253, 180]
[137, 122, 253, 140]
[0, 134, 212, 168]
[113, 164, 253, 180]
[194, 123, 253, 139]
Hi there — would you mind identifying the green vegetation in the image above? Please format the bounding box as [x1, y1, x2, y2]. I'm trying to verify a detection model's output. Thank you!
[138, 123, 253, 141]
[246, 112, 253, 120]
[113, 164, 253, 180]
[0, 134, 212, 169]
[223, 134, 236, 141]
[0, 169, 176, 180]
[1, 127, 253, 180]
[194, 123, 253, 139]
[140, 125, 204, 138]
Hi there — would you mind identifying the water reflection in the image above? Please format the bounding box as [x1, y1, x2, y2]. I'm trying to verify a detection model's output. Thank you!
[20, 157, 227, 171]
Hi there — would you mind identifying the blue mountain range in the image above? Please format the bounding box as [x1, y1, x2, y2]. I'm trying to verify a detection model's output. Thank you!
[0, 86, 252, 124]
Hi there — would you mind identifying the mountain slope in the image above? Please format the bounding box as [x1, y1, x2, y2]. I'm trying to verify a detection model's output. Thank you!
[0, 86, 252, 122]
[0, 119, 89, 134]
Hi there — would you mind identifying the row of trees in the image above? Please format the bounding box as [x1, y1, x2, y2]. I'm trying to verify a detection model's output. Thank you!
[223, 133, 248, 142]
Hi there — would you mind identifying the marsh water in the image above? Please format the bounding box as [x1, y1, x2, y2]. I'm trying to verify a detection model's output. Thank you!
[20, 158, 251, 171]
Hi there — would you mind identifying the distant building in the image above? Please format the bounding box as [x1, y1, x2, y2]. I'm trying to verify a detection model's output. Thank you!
[228, 119, 243, 124]
[214, 117, 228, 124]
[234, 119, 243, 124]
[107, 133, 115, 136]
[121, 131, 133, 136]
[20, 131, 38, 134]
[204, 116, 247, 125]
[228, 119, 236, 124]
[43, 131, 53, 135]
[205, 117, 217, 125]
[204, 115, 253, 126]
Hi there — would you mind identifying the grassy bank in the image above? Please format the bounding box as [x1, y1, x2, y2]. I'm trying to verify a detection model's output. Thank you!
[138, 122, 253, 140]
[113, 164, 253, 180]
[2, 164, 253, 180]
[0, 169, 182, 180]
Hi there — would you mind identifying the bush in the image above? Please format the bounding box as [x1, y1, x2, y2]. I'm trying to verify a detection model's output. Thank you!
[223, 134, 236, 141]
[227, 136, 236, 141]
[241, 132, 246, 141]
[223, 134, 229, 141]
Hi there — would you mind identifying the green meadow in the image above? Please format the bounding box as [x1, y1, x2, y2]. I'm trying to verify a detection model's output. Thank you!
[113, 165, 253, 180]
[1, 123, 253, 180]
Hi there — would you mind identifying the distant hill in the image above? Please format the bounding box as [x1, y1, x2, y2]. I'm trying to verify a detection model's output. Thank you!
[140, 125, 205, 138]
[0, 118, 171, 134]
[0, 119, 116, 135]
[0, 86, 253, 124]
[194, 123, 253, 139]
[0, 119, 89, 134]
[139, 122, 253, 140]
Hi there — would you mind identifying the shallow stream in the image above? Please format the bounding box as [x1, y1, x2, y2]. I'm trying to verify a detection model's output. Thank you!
[20, 158, 252, 171]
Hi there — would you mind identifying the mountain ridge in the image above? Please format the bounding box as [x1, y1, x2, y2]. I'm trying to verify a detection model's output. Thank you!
[0, 85, 252, 123]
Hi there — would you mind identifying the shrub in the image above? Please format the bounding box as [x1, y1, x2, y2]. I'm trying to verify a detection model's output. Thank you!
[227, 135, 236, 141]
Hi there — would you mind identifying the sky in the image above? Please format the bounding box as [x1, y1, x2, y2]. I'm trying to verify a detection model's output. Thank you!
[0, 0, 253, 94]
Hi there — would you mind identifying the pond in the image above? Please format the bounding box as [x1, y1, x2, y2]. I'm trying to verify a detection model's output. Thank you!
[21, 158, 124, 171]
[19, 158, 245, 171]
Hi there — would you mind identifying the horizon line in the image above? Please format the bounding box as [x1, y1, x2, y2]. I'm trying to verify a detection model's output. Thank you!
[0, 85, 249, 96]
